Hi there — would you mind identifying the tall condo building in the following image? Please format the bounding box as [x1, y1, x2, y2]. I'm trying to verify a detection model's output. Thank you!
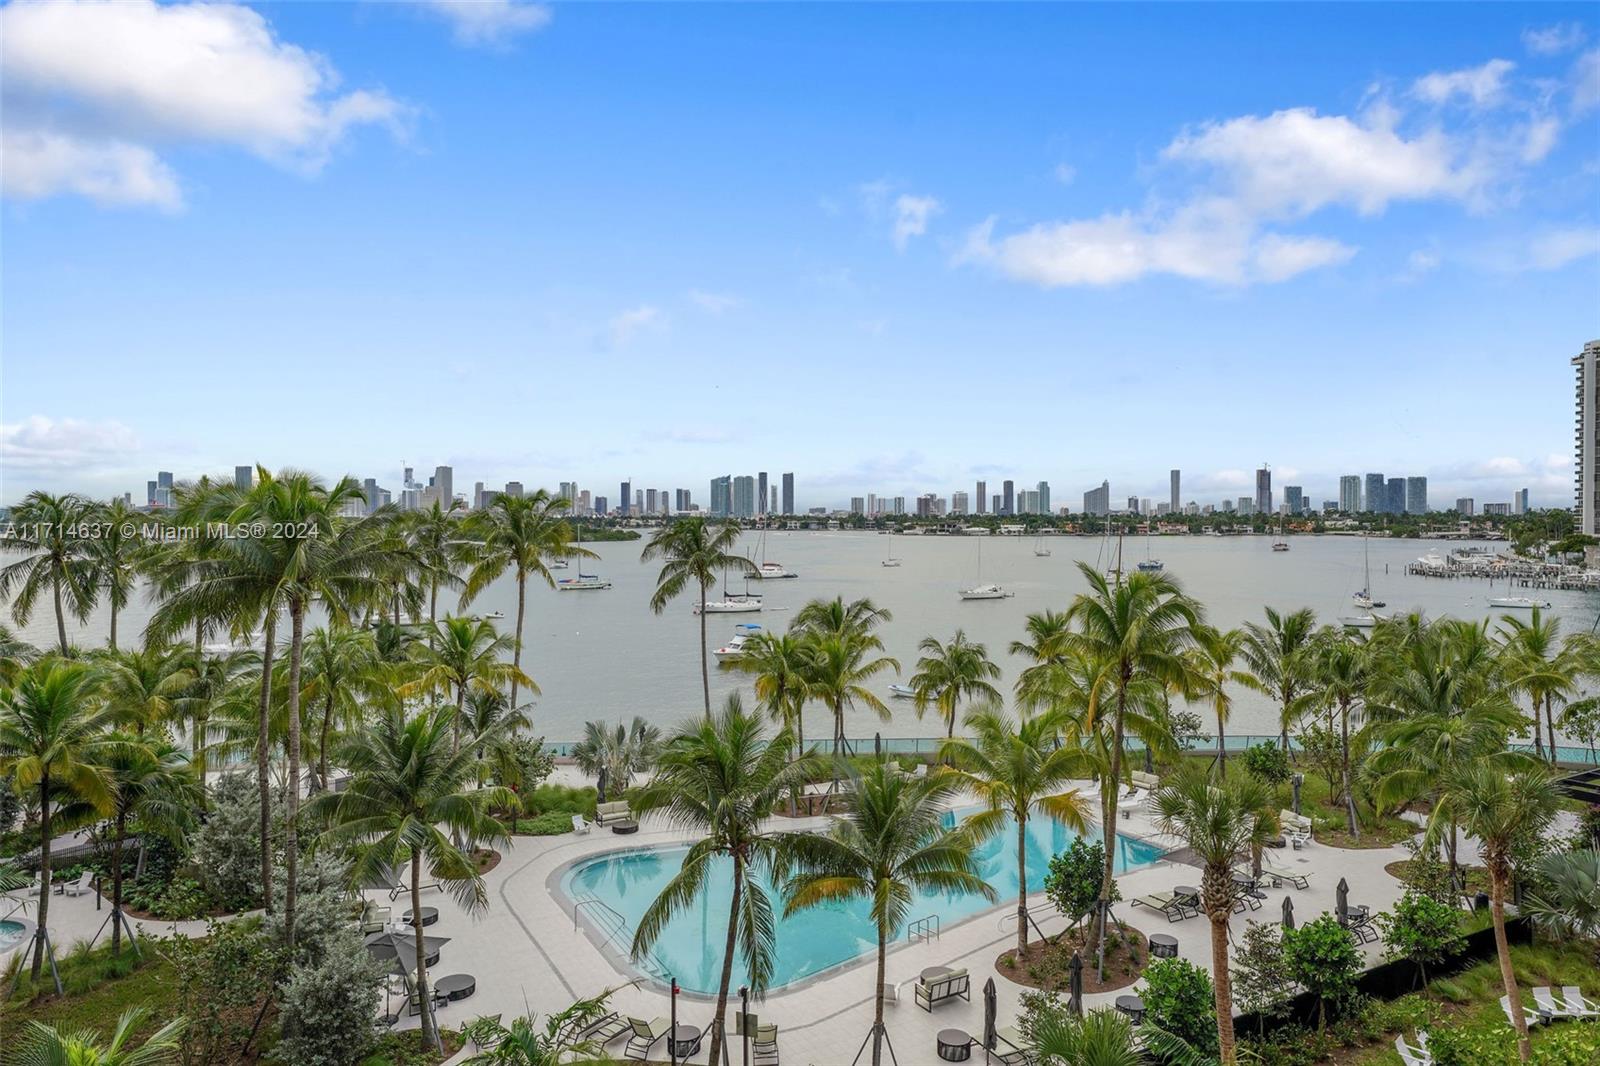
[1002, 480, 1015, 516]
[1575, 340, 1600, 533]
[757, 472, 768, 515]
[732, 476, 757, 517]
[1339, 475, 1362, 513]
[850, 496, 865, 515]
[234, 465, 252, 490]
[619, 481, 631, 517]
[1364, 473, 1386, 514]
[1022, 490, 1041, 514]
[504, 481, 523, 499]
[1284, 486, 1304, 515]
[1513, 488, 1529, 514]
[1082, 480, 1111, 516]
[952, 490, 969, 513]
[1169, 470, 1180, 514]
[1386, 478, 1406, 515]
[709, 476, 731, 517]
[1036, 481, 1051, 515]
[975, 481, 987, 514]
[645, 488, 657, 514]
[1456, 498, 1475, 516]
[577, 489, 591, 514]
[594, 496, 608, 515]
[1255, 466, 1272, 516]
[781, 472, 794, 515]
[1405, 477, 1428, 515]
[770, 487, 777, 514]
[674, 489, 691, 512]
[991, 495, 1002, 513]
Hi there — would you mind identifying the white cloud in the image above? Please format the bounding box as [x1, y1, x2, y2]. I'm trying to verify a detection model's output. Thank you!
[1527, 227, 1600, 270]
[0, 0, 405, 209]
[1, 416, 141, 478]
[412, 0, 551, 47]
[1250, 233, 1357, 281]
[1575, 49, 1600, 114]
[891, 194, 941, 249]
[1053, 162, 1077, 185]
[1400, 248, 1441, 281]
[1520, 116, 1562, 162]
[605, 305, 663, 347]
[687, 290, 741, 314]
[1523, 23, 1587, 56]
[1413, 59, 1516, 108]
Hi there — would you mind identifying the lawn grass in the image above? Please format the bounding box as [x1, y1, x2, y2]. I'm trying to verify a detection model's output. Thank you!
[1, 941, 182, 1064]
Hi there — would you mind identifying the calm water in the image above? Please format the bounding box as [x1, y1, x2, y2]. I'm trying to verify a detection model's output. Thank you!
[13, 533, 1595, 742]
[560, 806, 1165, 994]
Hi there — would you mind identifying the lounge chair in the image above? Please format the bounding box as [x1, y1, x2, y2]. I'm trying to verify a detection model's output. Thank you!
[989, 1024, 1035, 1065]
[1531, 987, 1575, 1020]
[389, 877, 440, 902]
[1560, 987, 1600, 1019]
[1130, 893, 1196, 923]
[1394, 1035, 1431, 1066]
[1340, 910, 1378, 945]
[359, 903, 391, 934]
[751, 1022, 780, 1065]
[1259, 855, 1309, 889]
[623, 1016, 672, 1059]
[915, 968, 970, 1011]
[571, 813, 593, 835]
[1279, 810, 1313, 847]
[1500, 994, 1544, 1029]
[62, 871, 95, 897]
[466, 1014, 504, 1052]
[558, 1010, 629, 1047]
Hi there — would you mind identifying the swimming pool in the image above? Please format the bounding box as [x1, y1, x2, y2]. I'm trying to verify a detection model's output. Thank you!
[0, 919, 27, 951]
[560, 810, 1165, 994]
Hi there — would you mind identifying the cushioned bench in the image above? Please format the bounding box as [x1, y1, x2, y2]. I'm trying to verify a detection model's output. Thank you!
[595, 801, 633, 827]
[915, 968, 970, 1012]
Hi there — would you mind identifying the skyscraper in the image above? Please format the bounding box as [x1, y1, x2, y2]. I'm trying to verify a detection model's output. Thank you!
[1169, 470, 1180, 514]
[1513, 488, 1530, 514]
[991, 495, 1001, 513]
[850, 496, 865, 515]
[1036, 481, 1050, 515]
[975, 481, 987, 514]
[1575, 340, 1600, 533]
[234, 465, 252, 490]
[1387, 477, 1406, 514]
[1001, 480, 1015, 516]
[1339, 475, 1361, 513]
[1022, 490, 1041, 514]
[770, 487, 777, 514]
[1082, 481, 1110, 516]
[1284, 486, 1304, 515]
[504, 481, 523, 499]
[781, 472, 794, 515]
[619, 481, 631, 517]
[1255, 466, 1272, 516]
[757, 472, 768, 516]
[645, 488, 657, 514]
[732, 476, 756, 517]
[709, 476, 731, 517]
[1456, 498, 1475, 516]
[952, 490, 969, 513]
[1365, 473, 1386, 514]
[675, 488, 691, 512]
[594, 496, 608, 515]
[1405, 477, 1428, 515]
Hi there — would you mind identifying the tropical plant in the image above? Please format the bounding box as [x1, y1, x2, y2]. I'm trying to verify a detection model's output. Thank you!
[1150, 765, 1276, 1063]
[403, 616, 532, 752]
[792, 595, 893, 639]
[1283, 914, 1362, 1030]
[308, 700, 515, 1052]
[1311, 627, 1371, 834]
[299, 625, 376, 791]
[780, 760, 992, 1066]
[12, 1007, 186, 1066]
[0, 658, 116, 978]
[171, 645, 256, 804]
[1139, 957, 1217, 1055]
[462, 987, 623, 1066]
[570, 716, 661, 801]
[99, 734, 200, 953]
[801, 630, 900, 762]
[1424, 763, 1564, 1062]
[95, 643, 192, 738]
[719, 629, 813, 751]
[938, 707, 1090, 955]
[1009, 609, 1074, 711]
[406, 497, 470, 624]
[1376, 890, 1466, 986]
[1523, 848, 1600, 953]
[1231, 920, 1293, 1035]
[0, 491, 98, 653]
[1042, 836, 1118, 932]
[1029, 1005, 1149, 1066]
[1186, 624, 1247, 778]
[629, 694, 812, 1066]
[89, 498, 150, 652]
[909, 629, 1001, 738]
[1498, 609, 1578, 764]
[0, 622, 39, 687]
[639, 516, 753, 714]
[1238, 606, 1319, 751]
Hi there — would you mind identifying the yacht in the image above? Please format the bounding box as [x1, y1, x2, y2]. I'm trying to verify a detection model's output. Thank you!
[753, 561, 797, 580]
[882, 537, 901, 567]
[695, 595, 763, 614]
[557, 574, 611, 591]
[959, 583, 1014, 601]
[889, 683, 917, 699]
[484, 609, 506, 619]
[1271, 512, 1289, 551]
[1488, 596, 1553, 610]
[1340, 613, 1379, 629]
[881, 556, 902, 568]
[713, 624, 763, 659]
[548, 560, 570, 570]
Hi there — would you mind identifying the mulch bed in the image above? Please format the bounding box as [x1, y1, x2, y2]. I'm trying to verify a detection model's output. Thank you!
[473, 848, 501, 875]
[995, 924, 1149, 994]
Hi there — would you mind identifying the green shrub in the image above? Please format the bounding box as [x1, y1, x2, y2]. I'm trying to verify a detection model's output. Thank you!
[1283, 915, 1361, 1029]
[1242, 743, 1292, 786]
[1377, 891, 1466, 985]
[1043, 837, 1119, 929]
[513, 811, 580, 836]
[1140, 957, 1216, 1053]
[520, 783, 597, 818]
[126, 876, 211, 920]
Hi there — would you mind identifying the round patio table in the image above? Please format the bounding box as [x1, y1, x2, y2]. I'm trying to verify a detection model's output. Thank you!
[435, 973, 475, 1001]
[1115, 994, 1146, 1025]
[1174, 885, 1199, 900]
[1149, 933, 1178, 959]
[921, 965, 953, 983]
[403, 906, 439, 927]
[669, 1024, 702, 1059]
[610, 820, 639, 835]
[936, 1029, 972, 1061]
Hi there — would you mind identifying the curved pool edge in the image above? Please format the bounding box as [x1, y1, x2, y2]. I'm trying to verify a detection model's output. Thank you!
[0, 914, 39, 957]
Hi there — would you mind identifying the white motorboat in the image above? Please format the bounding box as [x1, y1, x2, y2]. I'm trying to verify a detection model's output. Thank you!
[558, 574, 611, 591]
[695, 596, 763, 614]
[548, 560, 569, 570]
[889, 684, 917, 699]
[1340, 614, 1378, 629]
[1488, 596, 1552, 609]
[881, 557, 902, 568]
[959, 584, 1014, 600]
[1136, 559, 1164, 572]
[752, 561, 797, 580]
[1352, 592, 1385, 610]
[484, 609, 506, 618]
[713, 624, 763, 658]
[1271, 511, 1289, 551]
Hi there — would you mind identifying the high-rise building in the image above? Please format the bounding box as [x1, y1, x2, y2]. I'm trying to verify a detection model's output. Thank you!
[1365, 473, 1387, 514]
[595, 496, 608, 515]
[975, 481, 987, 514]
[1170, 470, 1180, 514]
[991, 495, 1001, 513]
[770, 487, 777, 514]
[951, 490, 969, 513]
[1082, 481, 1110, 516]
[1456, 498, 1476, 516]
[1386, 478, 1405, 515]
[577, 489, 591, 514]
[867, 493, 879, 516]
[504, 481, 523, 499]
[1238, 496, 1253, 515]
[559, 481, 577, 510]
[645, 488, 657, 514]
[732, 476, 756, 517]
[234, 465, 252, 490]
[1405, 477, 1428, 515]
[1483, 502, 1510, 516]
[674, 488, 690, 512]
[1574, 341, 1600, 533]
[1339, 475, 1361, 513]
[757, 472, 768, 516]
[890, 496, 906, 515]
[1036, 481, 1050, 515]
[916, 493, 938, 516]
[1022, 490, 1041, 514]
[709, 476, 731, 517]
[1513, 488, 1530, 514]
[473, 481, 486, 508]
[781, 472, 794, 515]
[1284, 486, 1304, 515]
[431, 466, 453, 507]
[1001, 480, 1015, 516]
[1255, 466, 1272, 516]
[850, 496, 865, 515]
[619, 481, 631, 517]
[634, 489, 643, 513]
[1127, 496, 1139, 513]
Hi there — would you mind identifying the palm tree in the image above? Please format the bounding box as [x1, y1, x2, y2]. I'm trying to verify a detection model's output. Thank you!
[403, 617, 533, 752]
[1185, 625, 1246, 779]
[1238, 607, 1319, 751]
[571, 716, 661, 801]
[629, 695, 812, 1066]
[171, 645, 257, 803]
[640, 517, 754, 714]
[1311, 628, 1370, 835]
[1425, 764, 1563, 1062]
[1498, 609, 1578, 765]
[910, 630, 1001, 738]
[1523, 848, 1600, 954]
[407, 498, 469, 625]
[1063, 563, 1200, 951]
[1009, 609, 1074, 711]
[95, 643, 192, 738]
[780, 761, 993, 1066]
[939, 707, 1092, 955]
[0, 659, 116, 979]
[0, 491, 98, 653]
[462, 490, 593, 712]
[1150, 766, 1276, 1065]
[308, 699, 514, 1053]
[803, 632, 900, 761]
[0, 623, 40, 687]
[793, 596, 893, 638]
[1031, 1007, 1148, 1066]
[13, 1007, 186, 1066]
[299, 625, 376, 791]
[99, 734, 199, 953]
[720, 629, 813, 751]
[89, 498, 149, 652]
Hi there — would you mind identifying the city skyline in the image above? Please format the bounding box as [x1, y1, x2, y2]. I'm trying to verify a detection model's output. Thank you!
[4, 3, 1597, 505]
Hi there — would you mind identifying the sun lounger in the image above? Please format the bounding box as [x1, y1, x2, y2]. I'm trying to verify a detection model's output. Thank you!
[1500, 994, 1544, 1029]
[359, 903, 391, 934]
[1394, 1035, 1431, 1066]
[1131, 893, 1196, 923]
[915, 968, 970, 1011]
[389, 877, 441, 902]
[62, 871, 95, 897]
[1259, 855, 1309, 889]
[1560, 987, 1600, 1019]
[990, 1023, 1035, 1065]
[1279, 810, 1313, 847]
[1532, 987, 1575, 1020]
[623, 1016, 672, 1059]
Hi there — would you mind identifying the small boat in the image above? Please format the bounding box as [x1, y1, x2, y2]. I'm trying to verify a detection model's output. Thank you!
[889, 684, 917, 699]
[1488, 596, 1552, 610]
[1352, 534, 1384, 609]
[1032, 534, 1051, 558]
[959, 584, 1014, 600]
[484, 609, 506, 619]
[558, 575, 611, 591]
[1137, 527, 1162, 571]
[881, 557, 902, 568]
[1352, 592, 1386, 610]
[752, 561, 797, 580]
[713, 624, 763, 658]
[548, 560, 569, 570]
[1271, 512, 1289, 551]
[1340, 614, 1378, 629]
[695, 596, 763, 614]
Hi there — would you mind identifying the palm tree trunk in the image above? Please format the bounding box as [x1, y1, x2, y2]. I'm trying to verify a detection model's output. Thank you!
[1340, 700, 1358, 837]
[195, 709, 209, 801]
[283, 601, 306, 949]
[1279, 686, 1291, 751]
[872, 923, 887, 1066]
[1490, 867, 1532, 1062]
[1531, 703, 1545, 761]
[257, 612, 277, 916]
[1090, 682, 1128, 955]
[318, 690, 334, 793]
[510, 571, 527, 710]
[413, 851, 441, 1052]
[31, 773, 51, 979]
[111, 811, 126, 954]
[52, 572, 68, 654]
[1016, 813, 1029, 955]
[709, 853, 743, 1066]
[1545, 696, 1559, 765]
[109, 599, 118, 652]
[1210, 912, 1237, 1065]
[1216, 702, 1228, 779]
[699, 578, 711, 716]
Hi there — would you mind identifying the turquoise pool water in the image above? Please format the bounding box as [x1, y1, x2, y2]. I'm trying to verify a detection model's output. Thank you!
[0, 920, 26, 950]
[560, 810, 1164, 994]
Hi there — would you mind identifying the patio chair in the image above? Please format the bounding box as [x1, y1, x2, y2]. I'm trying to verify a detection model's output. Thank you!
[752, 1022, 780, 1065]
[389, 877, 440, 902]
[1130, 893, 1195, 923]
[62, 871, 95, 897]
[562, 1010, 630, 1046]
[466, 1014, 504, 1052]
[1531, 987, 1576, 1020]
[989, 1023, 1035, 1065]
[359, 903, 391, 934]
[1394, 1035, 1431, 1066]
[622, 1016, 672, 1060]
[1500, 994, 1544, 1029]
[571, 813, 593, 835]
[1560, 987, 1600, 1019]
[1259, 855, 1310, 889]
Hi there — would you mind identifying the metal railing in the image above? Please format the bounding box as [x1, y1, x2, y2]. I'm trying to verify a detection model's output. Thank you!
[571, 894, 672, 979]
[907, 914, 940, 944]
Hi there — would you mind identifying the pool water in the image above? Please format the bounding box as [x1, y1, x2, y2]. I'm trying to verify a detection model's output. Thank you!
[0, 920, 26, 950]
[561, 810, 1164, 994]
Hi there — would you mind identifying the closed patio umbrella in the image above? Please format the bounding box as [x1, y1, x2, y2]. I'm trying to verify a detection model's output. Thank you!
[1281, 896, 1295, 930]
[596, 765, 609, 804]
[874, 732, 882, 758]
[1292, 773, 1303, 815]
[1336, 877, 1350, 922]
[1068, 951, 1084, 1016]
[982, 978, 998, 1050]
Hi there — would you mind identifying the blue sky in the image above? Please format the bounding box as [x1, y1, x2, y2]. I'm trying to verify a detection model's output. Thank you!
[3, 1, 1598, 510]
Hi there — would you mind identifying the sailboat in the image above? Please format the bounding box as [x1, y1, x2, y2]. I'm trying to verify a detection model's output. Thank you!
[960, 537, 1013, 599]
[1271, 512, 1290, 552]
[749, 530, 796, 579]
[882, 536, 901, 567]
[1032, 532, 1052, 558]
[558, 573, 612, 590]
[1137, 524, 1164, 572]
[694, 566, 764, 613]
[1352, 533, 1385, 610]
